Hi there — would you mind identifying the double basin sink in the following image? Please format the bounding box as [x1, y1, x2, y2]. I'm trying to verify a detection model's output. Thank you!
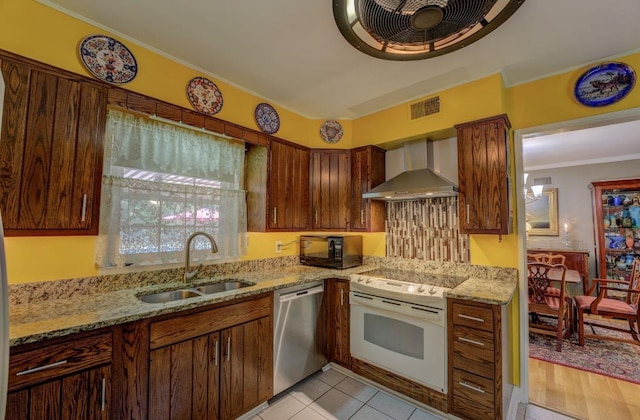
[138, 280, 254, 304]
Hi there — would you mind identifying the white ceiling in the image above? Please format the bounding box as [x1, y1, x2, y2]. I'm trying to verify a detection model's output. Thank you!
[38, 0, 640, 168]
[523, 119, 640, 171]
[39, 0, 639, 120]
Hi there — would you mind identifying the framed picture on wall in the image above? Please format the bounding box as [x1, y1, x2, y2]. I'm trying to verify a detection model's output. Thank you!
[526, 188, 559, 236]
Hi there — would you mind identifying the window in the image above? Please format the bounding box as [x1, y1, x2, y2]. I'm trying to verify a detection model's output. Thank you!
[96, 110, 246, 268]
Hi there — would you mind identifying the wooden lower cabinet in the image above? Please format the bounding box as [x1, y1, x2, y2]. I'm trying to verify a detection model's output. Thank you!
[147, 294, 273, 420]
[6, 331, 112, 419]
[325, 279, 350, 368]
[149, 332, 220, 419]
[448, 298, 505, 420]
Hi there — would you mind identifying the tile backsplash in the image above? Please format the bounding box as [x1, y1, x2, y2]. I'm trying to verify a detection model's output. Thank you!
[386, 198, 469, 263]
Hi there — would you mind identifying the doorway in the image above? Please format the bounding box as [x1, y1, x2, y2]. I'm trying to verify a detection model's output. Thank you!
[515, 107, 640, 417]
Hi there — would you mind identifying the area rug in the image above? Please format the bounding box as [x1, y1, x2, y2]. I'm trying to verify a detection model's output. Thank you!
[528, 318, 640, 384]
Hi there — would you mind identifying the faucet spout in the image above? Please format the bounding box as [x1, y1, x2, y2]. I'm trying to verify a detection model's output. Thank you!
[184, 231, 218, 282]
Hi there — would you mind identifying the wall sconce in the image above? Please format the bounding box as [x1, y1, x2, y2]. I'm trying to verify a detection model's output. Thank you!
[523, 173, 544, 199]
[531, 185, 544, 197]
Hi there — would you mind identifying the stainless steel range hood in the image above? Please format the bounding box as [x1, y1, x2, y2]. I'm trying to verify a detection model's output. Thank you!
[363, 139, 458, 201]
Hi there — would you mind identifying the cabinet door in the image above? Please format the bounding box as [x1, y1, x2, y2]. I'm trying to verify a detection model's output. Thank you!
[591, 178, 640, 282]
[351, 146, 386, 232]
[0, 59, 107, 236]
[220, 317, 272, 420]
[148, 332, 220, 420]
[326, 279, 350, 368]
[456, 115, 511, 235]
[6, 364, 111, 420]
[310, 150, 351, 230]
[268, 139, 310, 230]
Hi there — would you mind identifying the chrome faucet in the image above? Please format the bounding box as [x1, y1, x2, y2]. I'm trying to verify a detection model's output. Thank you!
[184, 231, 218, 282]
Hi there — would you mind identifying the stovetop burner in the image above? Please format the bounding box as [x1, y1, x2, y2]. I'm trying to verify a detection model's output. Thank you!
[349, 268, 467, 305]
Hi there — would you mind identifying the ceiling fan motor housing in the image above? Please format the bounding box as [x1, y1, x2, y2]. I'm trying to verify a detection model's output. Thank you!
[334, 0, 526, 60]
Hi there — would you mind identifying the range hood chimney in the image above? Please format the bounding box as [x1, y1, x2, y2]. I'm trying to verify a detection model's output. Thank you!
[363, 139, 458, 201]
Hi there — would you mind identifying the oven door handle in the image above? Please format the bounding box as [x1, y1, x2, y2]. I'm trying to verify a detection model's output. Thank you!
[350, 292, 443, 322]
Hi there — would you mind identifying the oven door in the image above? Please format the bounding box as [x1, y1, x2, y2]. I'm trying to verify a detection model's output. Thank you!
[350, 294, 447, 393]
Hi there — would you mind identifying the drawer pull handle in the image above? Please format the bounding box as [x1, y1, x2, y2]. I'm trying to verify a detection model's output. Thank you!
[459, 381, 485, 394]
[16, 360, 68, 376]
[214, 339, 219, 366]
[340, 288, 344, 306]
[226, 336, 231, 362]
[272, 207, 277, 225]
[459, 337, 485, 346]
[101, 377, 106, 411]
[466, 204, 470, 224]
[458, 314, 485, 323]
[360, 209, 364, 225]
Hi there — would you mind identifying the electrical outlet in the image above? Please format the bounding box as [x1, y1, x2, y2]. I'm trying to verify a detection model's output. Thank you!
[275, 240, 282, 253]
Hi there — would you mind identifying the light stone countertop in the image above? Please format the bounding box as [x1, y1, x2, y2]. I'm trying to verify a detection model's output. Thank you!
[9, 257, 517, 347]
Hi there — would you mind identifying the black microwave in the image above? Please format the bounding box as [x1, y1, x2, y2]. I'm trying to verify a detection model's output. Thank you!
[299, 235, 363, 269]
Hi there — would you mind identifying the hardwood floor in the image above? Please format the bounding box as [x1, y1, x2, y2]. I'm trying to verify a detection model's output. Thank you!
[529, 358, 640, 419]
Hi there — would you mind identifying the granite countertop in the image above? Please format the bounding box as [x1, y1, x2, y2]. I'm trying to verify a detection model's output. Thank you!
[9, 258, 517, 347]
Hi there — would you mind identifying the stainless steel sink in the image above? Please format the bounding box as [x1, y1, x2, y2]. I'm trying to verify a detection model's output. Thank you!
[195, 280, 253, 294]
[138, 289, 202, 304]
[137, 280, 254, 303]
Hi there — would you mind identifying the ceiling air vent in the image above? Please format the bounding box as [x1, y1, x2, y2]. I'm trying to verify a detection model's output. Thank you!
[411, 96, 440, 119]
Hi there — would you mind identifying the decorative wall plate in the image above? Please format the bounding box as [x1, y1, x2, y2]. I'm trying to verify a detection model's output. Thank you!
[320, 120, 344, 143]
[255, 103, 280, 134]
[79, 35, 138, 84]
[574, 62, 635, 107]
[186, 77, 223, 115]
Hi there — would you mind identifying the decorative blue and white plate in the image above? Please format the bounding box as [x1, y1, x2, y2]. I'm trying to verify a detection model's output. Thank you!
[320, 120, 344, 143]
[255, 103, 280, 134]
[79, 35, 138, 84]
[574, 62, 635, 107]
[186, 77, 223, 115]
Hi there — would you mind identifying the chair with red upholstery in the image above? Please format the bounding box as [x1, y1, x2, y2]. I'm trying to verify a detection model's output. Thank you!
[528, 262, 571, 351]
[574, 259, 640, 346]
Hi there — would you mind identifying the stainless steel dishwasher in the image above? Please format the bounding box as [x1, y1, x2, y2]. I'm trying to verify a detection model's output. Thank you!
[273, 281, 327, 395]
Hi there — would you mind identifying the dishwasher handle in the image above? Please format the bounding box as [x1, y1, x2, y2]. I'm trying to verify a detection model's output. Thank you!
[278, 285, 324, 303]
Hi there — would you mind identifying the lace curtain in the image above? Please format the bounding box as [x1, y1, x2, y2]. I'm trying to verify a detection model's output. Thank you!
[96, 109, 247, 268]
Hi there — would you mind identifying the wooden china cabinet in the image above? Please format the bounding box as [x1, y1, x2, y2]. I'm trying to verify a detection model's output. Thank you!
[591, 178, 640, 283]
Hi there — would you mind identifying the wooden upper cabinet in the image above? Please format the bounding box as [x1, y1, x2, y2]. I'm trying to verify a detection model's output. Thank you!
[455, 115, 511, 235]
[310, 149, 351, 230]
[268, 138, 310, 231]
[0, 58, 107, 236]
[351, 146, 386, 232]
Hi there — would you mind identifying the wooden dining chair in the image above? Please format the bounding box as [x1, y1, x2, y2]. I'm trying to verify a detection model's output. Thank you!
[528, 262, 572, 351]
[574, 259, 640, 346]
[527, 253, 567, 303]
[528, 253, 566, 265]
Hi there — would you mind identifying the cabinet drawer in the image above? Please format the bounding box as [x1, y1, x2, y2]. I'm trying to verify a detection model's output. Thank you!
[452, 343, 495, 379]
[452, 325, 494, 351]
[452, 369, 494, 410]
[451, 395, 495, 420]
[9, 332, 112, 391]
[452, 302, 494, 331]
[150, 294, 271, 349]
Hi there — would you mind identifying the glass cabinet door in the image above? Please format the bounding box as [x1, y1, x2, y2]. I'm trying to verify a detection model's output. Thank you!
[596, 183, 640, 282]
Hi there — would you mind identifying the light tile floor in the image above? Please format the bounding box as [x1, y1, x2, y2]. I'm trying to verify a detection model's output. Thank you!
[253, 368, 443, 420]
[253, 367, 575, 420]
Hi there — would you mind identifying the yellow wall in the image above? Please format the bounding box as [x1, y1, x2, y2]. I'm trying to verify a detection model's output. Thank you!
[353, 74, 506, 147]
[4, 0, 640, 390]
